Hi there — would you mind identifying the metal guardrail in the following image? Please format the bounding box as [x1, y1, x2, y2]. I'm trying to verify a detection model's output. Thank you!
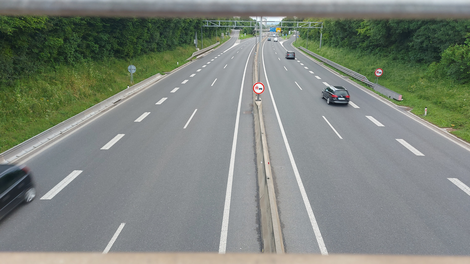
[186, 42, 220, 61]
[299, 47, 403, 101]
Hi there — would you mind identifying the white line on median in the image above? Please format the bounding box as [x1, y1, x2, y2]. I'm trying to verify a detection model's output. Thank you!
[211, 78, 217, 87]
[190, 73, 196, 77]
[262, 39, 328, 255]
[103, 223, 126, 254]
[224, 64, 228, 69]
[448, 178, 470, 197]
[295, 81, 303, 90]
[101, 134, 125, 150]
[156, 97, 167, 105]
[349, 101, 360, 108]
[315, 76, 321, 79]
[323, 116, 343, 139]
[182, 80, 188, 84]
[184, 109, 197, 129]
[134, 112, 150, 123]
[41, 170, 83, 200]
[170, 87, 179, 93]
[396, 139, 425, 156]
[366, 116, 384, 127]
[219, 44, 255, 254]
[284, 66, 288, 71]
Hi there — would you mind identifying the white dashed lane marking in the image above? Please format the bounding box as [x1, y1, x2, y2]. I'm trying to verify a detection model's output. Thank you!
[134, 112, 150, 123]
[349, 101, 360, 108]
[366, 116, 384, 127]
[448, 178, 470, 197]
[284, 66, 288, 71]
[40, 170, 83, 200]
[190, 74, 196, 77]
[211, 78, 217, 86]
[156, 97, 168, 105]
[396, 139, 425, 156]
[182, 80, 188, 84]
[170, 87, 179, 93]
[101, 134, 125, 150]
[315, 76, 321, 79]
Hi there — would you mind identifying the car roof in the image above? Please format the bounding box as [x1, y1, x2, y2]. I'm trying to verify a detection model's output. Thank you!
[0, 164, 16, 175]
[329, 85, 347, 90]
[287, 51, 294, 53]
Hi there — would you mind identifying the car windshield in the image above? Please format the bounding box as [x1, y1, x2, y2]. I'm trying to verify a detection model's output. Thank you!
[335, 90, 349, 96]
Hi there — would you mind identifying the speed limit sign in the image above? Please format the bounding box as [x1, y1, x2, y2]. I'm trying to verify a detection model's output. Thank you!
[375, 68, 383, 77]
[253, 82, 265, 95]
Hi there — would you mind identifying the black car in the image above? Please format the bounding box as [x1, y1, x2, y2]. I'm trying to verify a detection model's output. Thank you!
[268, 38, 271, 41]
[322, 86, 350, 105]
[286, 51, 295, 59]
[0, 164, 36, 220]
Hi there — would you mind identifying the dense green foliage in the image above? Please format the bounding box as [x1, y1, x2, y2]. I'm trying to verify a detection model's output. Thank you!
[293, 18, 470, 83]
[0, 16, 219, 86]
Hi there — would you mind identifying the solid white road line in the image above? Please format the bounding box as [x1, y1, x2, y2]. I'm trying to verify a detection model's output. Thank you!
[41, 170, 83, 200]
[224, 64, 228, 69]
[134, 112, 150, 123]
[448, 178, 470, 197]
[170, 87, 179, 93]
[262, 40, 328, 255]
[103, 223, 126, 254]
[323, 116, 343, 140]
[197, 69, 202, 72]
[366, 116, 384, 127]
[284, 66, 288, 71]
[396, 139, 425, 156]
[309, 71, 314, 74]
[315, 76, 321, 79]
[211, 78, 217, 87]
[349, 101, 360, 108]
[101, 134, 125, 150]
[156, 97, 168, 105]
[182, 80, 188, 84]
[219, 44, 255, 254]
[183, 109, 198, 129]
[190, 73, 196, 77]
[322, 82, 330, 87]
[295, 81, 303, 90]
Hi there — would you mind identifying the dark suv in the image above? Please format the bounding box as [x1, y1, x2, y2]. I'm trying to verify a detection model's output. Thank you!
[286, 51, 295, 59]
[0, 164, 36, 220]
[322, 86, 350, 105]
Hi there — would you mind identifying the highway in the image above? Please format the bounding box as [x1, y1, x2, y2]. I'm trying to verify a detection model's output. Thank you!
[0, 32, 261, 253]
[2, 31, 470, 256]
[261, 36, 470, 255]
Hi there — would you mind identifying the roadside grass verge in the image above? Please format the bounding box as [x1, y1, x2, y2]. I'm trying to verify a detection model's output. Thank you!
[239, 34, 253, 40]
[0, 36, 228, 153]
[293, 38, 470, 143]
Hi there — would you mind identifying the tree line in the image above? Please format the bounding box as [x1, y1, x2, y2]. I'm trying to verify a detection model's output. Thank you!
[0, 17, 220, 86]
[284, 18, 470, 83]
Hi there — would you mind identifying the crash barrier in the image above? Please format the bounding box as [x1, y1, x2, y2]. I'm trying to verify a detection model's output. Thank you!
[186, 42, 220, 60]
[0, 73, 167, 164]
[253, 38, 285, 253]
[298, 47, 403, 101]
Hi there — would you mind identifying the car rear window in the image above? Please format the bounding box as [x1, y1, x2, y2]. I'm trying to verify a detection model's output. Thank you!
[335, 90, 349, 96]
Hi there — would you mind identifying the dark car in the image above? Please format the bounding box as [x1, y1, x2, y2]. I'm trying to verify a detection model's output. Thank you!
[268, 38, 271, 41]
[322, 86, 350, 105]
[0, 164, 36, 220]
[286, 51, 295, 59]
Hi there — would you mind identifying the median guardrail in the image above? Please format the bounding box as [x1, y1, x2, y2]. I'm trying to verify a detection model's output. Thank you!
[298, 47, 403, 101]
[186, 42, 220, 61]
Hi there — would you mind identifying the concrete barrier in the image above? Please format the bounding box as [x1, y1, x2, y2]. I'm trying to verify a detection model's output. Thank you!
[298, 47, 403, 101]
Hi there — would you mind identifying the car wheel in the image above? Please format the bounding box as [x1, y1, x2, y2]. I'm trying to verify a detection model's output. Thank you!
[326, 98, 330, 105]
[24, 188, 36, 203]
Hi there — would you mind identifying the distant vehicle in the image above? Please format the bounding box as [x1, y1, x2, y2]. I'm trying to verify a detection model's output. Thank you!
[286, 51, 295, 59]
[274, 37, 278, 42]
[322, 86, 350, 105]
[0, 164, 36, 220]
[268, 38, 271, 41]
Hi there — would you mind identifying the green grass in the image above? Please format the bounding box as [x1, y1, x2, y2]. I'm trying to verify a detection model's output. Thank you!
[239, 34, 254, 40]
[293, 38, 470, 143]
[0, 36, 228, 153]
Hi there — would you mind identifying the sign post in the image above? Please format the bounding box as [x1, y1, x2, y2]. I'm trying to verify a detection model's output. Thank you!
[253, 82, 265, 101]
[128, 65, 136, 84]
[374, 68, 383, 84]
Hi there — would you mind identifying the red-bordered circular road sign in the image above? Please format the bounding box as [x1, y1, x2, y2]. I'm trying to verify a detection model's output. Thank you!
[375, 68, 383, 77]
[253, 82, 265, 95]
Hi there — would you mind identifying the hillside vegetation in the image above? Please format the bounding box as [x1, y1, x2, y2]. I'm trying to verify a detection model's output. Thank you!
[288, 18, 470, 142]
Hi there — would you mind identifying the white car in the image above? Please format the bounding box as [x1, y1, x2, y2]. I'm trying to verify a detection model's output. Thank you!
[274, 37, 278, 42]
